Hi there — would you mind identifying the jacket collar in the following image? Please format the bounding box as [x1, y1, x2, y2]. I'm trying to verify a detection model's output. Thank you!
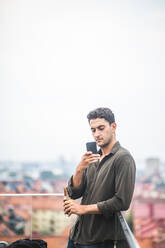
[98, 141, 120, 157]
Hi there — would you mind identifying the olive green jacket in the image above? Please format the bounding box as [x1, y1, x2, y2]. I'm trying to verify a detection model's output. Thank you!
[67, 141, 136, 245]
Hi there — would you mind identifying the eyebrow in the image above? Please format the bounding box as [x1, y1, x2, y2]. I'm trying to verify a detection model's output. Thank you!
[91, 125, 105, 130]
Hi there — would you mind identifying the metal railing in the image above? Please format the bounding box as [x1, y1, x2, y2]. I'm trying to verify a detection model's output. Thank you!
[0, 193, 63, 197]
[117, 212, 141, 248]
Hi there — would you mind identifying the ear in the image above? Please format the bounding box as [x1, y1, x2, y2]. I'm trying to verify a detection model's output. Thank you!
[111, 123, 117, 132]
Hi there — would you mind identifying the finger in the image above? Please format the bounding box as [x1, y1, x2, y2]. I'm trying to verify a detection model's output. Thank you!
[64, 206, 70, 214]
[64, 209, 69, 214]
[63, 200, 70, 206]
[65, 200, 75, 209]
[63, 202, 69, 208]
[67, 210, 72, 217]
[65, 205, 73, 215]
[86, 158, 100, 163]
[86, 154, 100, 160]
[91, 154, 100, 158]
[84, 151, 93, 156]
[64, 199, 73, 206]
[64, 203, 71, 211]
[85, 156, 99, 162]
[91, 158, 100, 161]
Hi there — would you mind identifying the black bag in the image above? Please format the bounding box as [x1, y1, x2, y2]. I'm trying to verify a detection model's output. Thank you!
[7, 239, 47, 248]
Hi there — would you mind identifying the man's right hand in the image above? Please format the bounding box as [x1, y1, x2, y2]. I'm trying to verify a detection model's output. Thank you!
[78, 151, 100, 170]
[73, 152, 100, 188]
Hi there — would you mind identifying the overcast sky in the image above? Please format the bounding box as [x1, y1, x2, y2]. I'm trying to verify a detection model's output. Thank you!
[0, 0, 165, 167]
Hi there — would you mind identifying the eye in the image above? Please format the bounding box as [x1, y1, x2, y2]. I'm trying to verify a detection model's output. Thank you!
[98, 126, 104, 131]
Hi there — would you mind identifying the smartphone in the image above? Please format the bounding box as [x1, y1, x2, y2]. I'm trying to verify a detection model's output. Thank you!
[86, 142, 97, 154]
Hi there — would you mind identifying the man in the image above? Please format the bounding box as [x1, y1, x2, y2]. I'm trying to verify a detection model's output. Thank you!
[64, 107, 136, 248]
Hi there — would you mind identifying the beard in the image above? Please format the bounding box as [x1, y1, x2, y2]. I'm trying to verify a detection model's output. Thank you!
[98, 136, 113, 148]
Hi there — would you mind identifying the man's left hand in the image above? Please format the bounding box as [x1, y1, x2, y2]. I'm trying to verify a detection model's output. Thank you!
[63, 199, 85, 216]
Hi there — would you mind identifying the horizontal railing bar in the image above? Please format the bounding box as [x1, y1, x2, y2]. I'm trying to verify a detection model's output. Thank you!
[0, 193, 64, 197]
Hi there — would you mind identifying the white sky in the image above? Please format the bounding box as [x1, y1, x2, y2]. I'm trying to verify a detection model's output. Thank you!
[0, 0, 165, 166]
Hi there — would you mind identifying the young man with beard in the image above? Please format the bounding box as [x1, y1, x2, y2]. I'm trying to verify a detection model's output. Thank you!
[63, 107, 136, 248]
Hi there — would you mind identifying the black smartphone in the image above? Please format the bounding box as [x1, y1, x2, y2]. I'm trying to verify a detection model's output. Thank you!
[86, 142, 97, 154]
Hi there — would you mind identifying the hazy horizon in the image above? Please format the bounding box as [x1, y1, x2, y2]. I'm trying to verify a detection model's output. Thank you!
[0, 0, 164, 166]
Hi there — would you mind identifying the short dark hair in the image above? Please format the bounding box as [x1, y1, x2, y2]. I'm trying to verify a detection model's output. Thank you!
[87, 107, 115, 124]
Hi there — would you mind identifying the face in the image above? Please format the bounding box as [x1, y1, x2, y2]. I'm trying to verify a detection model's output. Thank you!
[89, 118, 116, 148]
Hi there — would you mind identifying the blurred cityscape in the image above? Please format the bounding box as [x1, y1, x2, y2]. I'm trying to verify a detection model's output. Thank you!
[0, 157, 165, 248]
[133, 158, 165, 248]
[0, 157, 76, 248]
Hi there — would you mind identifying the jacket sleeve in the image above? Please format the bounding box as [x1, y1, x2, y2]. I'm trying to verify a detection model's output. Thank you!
[97, 153, 136, 218]
[67, 170, 87, 199]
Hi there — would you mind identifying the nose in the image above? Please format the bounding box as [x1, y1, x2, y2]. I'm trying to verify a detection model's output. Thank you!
[93, 129, 101, 139]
